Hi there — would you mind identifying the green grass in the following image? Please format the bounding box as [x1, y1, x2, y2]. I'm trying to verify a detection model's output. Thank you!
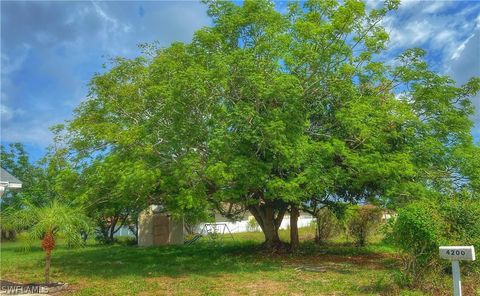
[1, 229, 478, 296]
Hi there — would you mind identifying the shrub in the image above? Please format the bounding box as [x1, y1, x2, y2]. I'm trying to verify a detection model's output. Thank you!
[247, 217, 260, 232]
[387, 200, 445, 286]
[347, 205, 383, 247]
[440, 198, 480, 247]
[315, 207, 338, 244]
[184, 215, 201, 236]
[439, 198, 480, 272]
[115, 235, 137, 246]
[388, 198, 480, 287]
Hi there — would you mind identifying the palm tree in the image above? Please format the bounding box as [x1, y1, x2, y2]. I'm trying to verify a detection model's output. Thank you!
[6, 200, 91, 283]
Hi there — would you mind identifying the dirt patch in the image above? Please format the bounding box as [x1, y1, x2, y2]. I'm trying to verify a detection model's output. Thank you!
[280, 253, 397, 271]
[233, 279, 286, 296]
[142, 274, 288, 296]
[421, 279, 479, 296]
[145, 276, 185, 284]
[141, 276, 182, 296]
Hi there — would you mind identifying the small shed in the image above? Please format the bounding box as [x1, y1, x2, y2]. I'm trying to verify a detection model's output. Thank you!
[138, 205, 184, 247]
[0, 168, 22, 197]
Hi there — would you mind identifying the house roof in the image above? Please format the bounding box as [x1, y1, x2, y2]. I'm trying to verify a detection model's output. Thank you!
[0, 168, 22, 188]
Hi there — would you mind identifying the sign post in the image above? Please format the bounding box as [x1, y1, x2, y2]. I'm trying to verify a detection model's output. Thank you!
[439, 246, 476, 296]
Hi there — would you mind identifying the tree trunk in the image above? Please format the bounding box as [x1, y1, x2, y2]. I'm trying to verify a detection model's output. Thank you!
[108, 216, 118, 242]
[44, 250, 51, 284]
[248, 202, 287, 250]
[315, 216, 321, 244]
[1, 229, 16, 241]
[290, 204, 300, 252]
[41, 232, 55, 284]
[128, 221, 139, 243]
[81, 230, 88, 243]
[263, 213, 281, 246]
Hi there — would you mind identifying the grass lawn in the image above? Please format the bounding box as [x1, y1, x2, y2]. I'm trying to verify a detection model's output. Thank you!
[1, 229, 479, 296]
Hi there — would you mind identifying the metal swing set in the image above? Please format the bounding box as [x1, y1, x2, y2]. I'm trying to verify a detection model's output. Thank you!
[185, 223, 235, 245]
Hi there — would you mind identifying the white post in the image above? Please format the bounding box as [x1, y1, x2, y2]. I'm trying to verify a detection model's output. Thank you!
[452, 260, 461, 296]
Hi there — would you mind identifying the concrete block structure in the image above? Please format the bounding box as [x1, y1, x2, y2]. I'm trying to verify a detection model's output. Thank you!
[138, 205, 184, 247]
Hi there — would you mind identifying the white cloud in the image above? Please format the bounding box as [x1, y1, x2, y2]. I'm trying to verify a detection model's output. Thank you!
[1, 0, 479, 148]
[399, 0, 457, 14]
[92, 2, 132, 34]
[1, 44, 30, 75]
[1, 1, 210, 149]
[382, 1, 479, 75]
[421, 1, 450, 14]
[0, 103, 24, 123]
[1, 120, 55, 146]
[447, 29, 480, 141]
[451, 33, 475, 60]
[0, 103, 13, 121]
[92, 2, 118, 28]
[375, 1, 480, 139]
[433, 30, 455, 45]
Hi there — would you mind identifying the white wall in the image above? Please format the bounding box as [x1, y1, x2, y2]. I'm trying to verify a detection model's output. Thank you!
[113, 226, 135, 237]
[117, 215, 317, 237]
[196, 215, 315, 234]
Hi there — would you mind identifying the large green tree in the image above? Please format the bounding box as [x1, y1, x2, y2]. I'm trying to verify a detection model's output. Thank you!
[65, 0, 480, 250]
[1, 143, 48, 207]
[1, 143, 50, 240]
[78, 150, 160, 242]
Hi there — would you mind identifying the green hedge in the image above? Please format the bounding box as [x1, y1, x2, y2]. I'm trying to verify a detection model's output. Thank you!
[387, 197, 480, 285]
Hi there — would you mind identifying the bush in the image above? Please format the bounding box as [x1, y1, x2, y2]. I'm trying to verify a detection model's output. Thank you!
[184, 216, 201, 236]
[115, 235, 137, 246]
[247, 217, 260, 232]
[387, 200, 445, 286]
[315, 207, 338, 244]
[347, 205, 382, 247]
[440, 198, 480, 247]
[387, 198, 480, 287]
[439, 198, 480, 273]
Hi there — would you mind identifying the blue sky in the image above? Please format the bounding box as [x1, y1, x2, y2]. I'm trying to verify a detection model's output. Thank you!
[1, 1, 479, 162]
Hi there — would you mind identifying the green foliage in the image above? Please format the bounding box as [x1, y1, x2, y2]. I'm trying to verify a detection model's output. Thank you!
[79, 150, 160, 243]
[387, 201, 444, 285]
[387, 198, 480, 285]
[0, 143, 50, 209]
[440, 198, 480, 248]
[315, 207, 338, 244]
[247, 217, 260, 232]
[347, 205, 383, 247]
[60, 0, 480, 247]
[184, 211, 212, 236]
[0, 143, 73, 241]
[4, 199, 90, 283]
[4, 200, 91, 248]
[439, 198, 480, 273]
[114, 235, 138, 246]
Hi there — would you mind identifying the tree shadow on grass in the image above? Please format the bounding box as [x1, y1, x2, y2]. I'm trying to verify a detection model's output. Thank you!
[50, 240, 281, 279]
[300, 240, 395, 256]
[3, 239, 399, 281]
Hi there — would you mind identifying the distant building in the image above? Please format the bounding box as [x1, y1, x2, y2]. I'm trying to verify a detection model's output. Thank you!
[0, 168, 22, 197]
[1, 168, 22, 240]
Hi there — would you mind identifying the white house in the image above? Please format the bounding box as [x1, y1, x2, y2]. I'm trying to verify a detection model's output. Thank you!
[0, 168, 22, 197]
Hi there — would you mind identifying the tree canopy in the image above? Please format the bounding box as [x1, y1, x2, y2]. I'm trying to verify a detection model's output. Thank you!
[61, 0, 480, 249]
